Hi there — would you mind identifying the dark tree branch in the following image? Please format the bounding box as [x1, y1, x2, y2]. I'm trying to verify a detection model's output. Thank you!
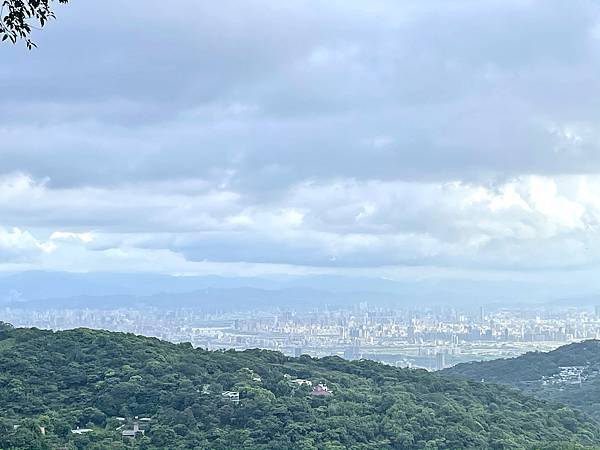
[1, 0, 69, 49]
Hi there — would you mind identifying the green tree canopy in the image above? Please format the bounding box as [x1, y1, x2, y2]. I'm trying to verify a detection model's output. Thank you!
[0, 326, 599, 449]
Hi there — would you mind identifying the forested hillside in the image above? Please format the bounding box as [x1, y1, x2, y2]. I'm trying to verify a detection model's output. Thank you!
[446, 340, 600, 421]
[0, 323, 599, 450]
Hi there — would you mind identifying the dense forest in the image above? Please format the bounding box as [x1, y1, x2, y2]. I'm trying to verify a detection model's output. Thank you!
[446, 340, 600, 421]
[1, 324, 599, 450]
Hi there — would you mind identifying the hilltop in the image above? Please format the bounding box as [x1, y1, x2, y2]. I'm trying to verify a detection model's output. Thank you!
[446, 340, 600, 421]
[0, 324, 599, 450]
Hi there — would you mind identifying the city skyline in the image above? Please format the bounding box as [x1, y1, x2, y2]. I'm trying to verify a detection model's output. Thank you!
[4, 298, 599, 371]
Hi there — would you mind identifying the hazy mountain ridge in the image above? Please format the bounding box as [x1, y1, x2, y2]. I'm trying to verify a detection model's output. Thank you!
[5, 288, 383, 311]
[0, 271, 585, 309]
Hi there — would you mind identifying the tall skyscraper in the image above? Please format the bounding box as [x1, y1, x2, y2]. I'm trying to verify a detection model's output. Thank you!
[435, 351, 446, 371]
[407, 322, 416, 344]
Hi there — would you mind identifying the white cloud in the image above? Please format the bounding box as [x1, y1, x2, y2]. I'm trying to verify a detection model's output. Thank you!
[3, 0, 600, 280]
[0, 172, 599, 272]
[50, 231, 94, 243]
[0, 227, 53, 261]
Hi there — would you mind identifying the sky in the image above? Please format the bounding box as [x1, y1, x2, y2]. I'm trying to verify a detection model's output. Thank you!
[2, 0, 600, 283]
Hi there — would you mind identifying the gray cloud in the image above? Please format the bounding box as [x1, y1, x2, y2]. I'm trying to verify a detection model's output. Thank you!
[2, 0, 600, 274]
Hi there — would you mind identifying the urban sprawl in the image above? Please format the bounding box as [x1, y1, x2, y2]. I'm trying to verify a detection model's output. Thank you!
[4, 304, 600, 370]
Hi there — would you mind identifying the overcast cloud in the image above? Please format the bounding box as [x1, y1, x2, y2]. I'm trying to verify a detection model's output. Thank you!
[2, 0, 600, 279]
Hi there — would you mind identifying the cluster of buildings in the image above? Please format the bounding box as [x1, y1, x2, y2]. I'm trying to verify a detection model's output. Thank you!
[5, 304, 600, 370]
[541, 366, 588, 386]
[283, 374, 332, 396]
[70, 416, 151, 439]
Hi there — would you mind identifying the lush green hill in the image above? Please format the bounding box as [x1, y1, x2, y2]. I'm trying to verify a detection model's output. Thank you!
[0, 323, 599, 450]
[446, 340, 600, 422]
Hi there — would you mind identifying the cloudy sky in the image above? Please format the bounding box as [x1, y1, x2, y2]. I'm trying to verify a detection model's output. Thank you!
[2, 0, 600, 282]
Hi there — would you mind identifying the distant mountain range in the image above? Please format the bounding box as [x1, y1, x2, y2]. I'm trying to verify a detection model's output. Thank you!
[445, 340, 600, 421]
[0, 271, 593, 310]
